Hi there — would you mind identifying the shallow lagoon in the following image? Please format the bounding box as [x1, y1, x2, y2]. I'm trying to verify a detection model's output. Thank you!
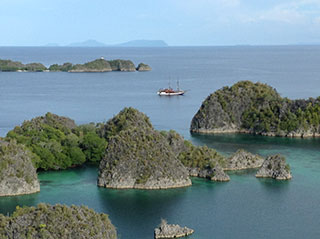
[1, 46, 320, 238]
[0, 134, 319, 239]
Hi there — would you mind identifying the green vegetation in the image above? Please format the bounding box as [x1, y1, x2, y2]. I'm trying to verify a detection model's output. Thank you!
[6, 113, 107, 170]
[178, 141, 226, 170]
[98, 107, 153, 141]
[0, 204, 117, 239]
[71, 59, 112, 72]
[48, 63, 73, 72]
[0, 58, 147, 72]
[108, 59, 136, 71]
[0, 59, 47, 72]
[161, 130, 226, 172]
[50, 59, 136, 72]
[192, 80, 320, 136]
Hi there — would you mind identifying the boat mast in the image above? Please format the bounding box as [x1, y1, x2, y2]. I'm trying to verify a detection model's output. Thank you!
[177, 80, 180, 91]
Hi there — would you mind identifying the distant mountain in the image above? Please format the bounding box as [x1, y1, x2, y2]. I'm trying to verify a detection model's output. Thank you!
[117, 40, 168, 47]
[68, 40, 107, 47]
[49, 39, 168, 47]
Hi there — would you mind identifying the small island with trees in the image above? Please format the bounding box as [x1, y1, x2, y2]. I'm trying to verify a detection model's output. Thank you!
[0, 58, 151, 72]
[191, 81, 320, 137]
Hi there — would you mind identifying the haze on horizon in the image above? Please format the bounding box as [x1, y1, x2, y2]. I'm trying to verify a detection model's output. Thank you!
[1, 0, 320, 46]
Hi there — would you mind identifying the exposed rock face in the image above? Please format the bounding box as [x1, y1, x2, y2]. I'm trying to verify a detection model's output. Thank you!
[224, 149, 264, 170]
[256, 154, 292, 180]
[190, 165, 230, 182]
[0, 204, 117, 239]
[136, 63, 152, 71]
[0, 140, 40, 196]
[98, 108, 191, 189]
[162, 130, 230, 182]
[190, 81, 320, 137]
[154, 219, 194, 239]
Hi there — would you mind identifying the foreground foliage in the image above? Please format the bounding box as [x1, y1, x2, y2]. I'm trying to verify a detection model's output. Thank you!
[6, 113, 107, 170]
[0, 204, 117, 239]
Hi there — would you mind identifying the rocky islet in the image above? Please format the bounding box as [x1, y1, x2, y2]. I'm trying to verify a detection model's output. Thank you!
[0, 140, 40, 197]
[154, 219, 194, 239]
[190, 81, 320, 138]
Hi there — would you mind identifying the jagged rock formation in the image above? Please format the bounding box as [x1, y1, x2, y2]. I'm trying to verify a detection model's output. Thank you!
[256, 154, 292, 180]
[0, 140, 40, 196]
[98, 108, 191, 189]
[0, 204, 117, 239]
[163, 130, 230, 182]
[136, 63, 152, 71]
[154, 219, 194, 239]
[224, 149, 264, 170]
[191, 81, 320, 137]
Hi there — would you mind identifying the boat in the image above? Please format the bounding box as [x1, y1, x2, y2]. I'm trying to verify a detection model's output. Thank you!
[157, 81, 185, 96]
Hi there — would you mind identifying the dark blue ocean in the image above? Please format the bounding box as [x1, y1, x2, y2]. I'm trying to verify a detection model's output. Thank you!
[0, 46, 320, 239]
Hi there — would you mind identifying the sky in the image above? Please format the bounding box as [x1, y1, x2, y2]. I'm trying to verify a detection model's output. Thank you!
[1, 0, 320, 46]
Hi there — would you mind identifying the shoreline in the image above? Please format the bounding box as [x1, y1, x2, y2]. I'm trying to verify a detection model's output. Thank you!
[191, 129, 320, 138]
[97, 181, 192, 190]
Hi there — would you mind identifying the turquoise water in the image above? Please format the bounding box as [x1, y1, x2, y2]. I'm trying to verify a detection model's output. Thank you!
[1, 46, 320, 238]
[0, 134, 319, 239]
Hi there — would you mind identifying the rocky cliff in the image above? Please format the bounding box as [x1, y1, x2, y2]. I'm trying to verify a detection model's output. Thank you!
[256, 154, 292, 180]
[224, 149, 264, 170]
[0, 204, 117, 239]
[191, 81, 320, 137]
[154, 219, 194, 239]
[98, 108, 191, 189]
[0, 140, 40, 196]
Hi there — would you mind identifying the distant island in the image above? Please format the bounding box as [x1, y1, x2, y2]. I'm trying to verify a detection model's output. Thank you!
[117, 40, 168, 47]
[0, 58, 151, 72]
[190, 81, 320, 137]
[45, 39, 168, 47]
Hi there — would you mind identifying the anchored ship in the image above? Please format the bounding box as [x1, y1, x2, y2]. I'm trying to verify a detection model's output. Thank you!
[157, 81, 185, 96]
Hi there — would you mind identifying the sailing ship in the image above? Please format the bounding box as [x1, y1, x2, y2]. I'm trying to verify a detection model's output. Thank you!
[157, 81, 185, 96]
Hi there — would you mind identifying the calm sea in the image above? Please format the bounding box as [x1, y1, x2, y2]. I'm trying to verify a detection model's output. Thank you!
[0, 46, 320, 238]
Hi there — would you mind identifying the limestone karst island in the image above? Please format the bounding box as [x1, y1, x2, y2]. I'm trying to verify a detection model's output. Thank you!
[191, 81, 320, 138]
